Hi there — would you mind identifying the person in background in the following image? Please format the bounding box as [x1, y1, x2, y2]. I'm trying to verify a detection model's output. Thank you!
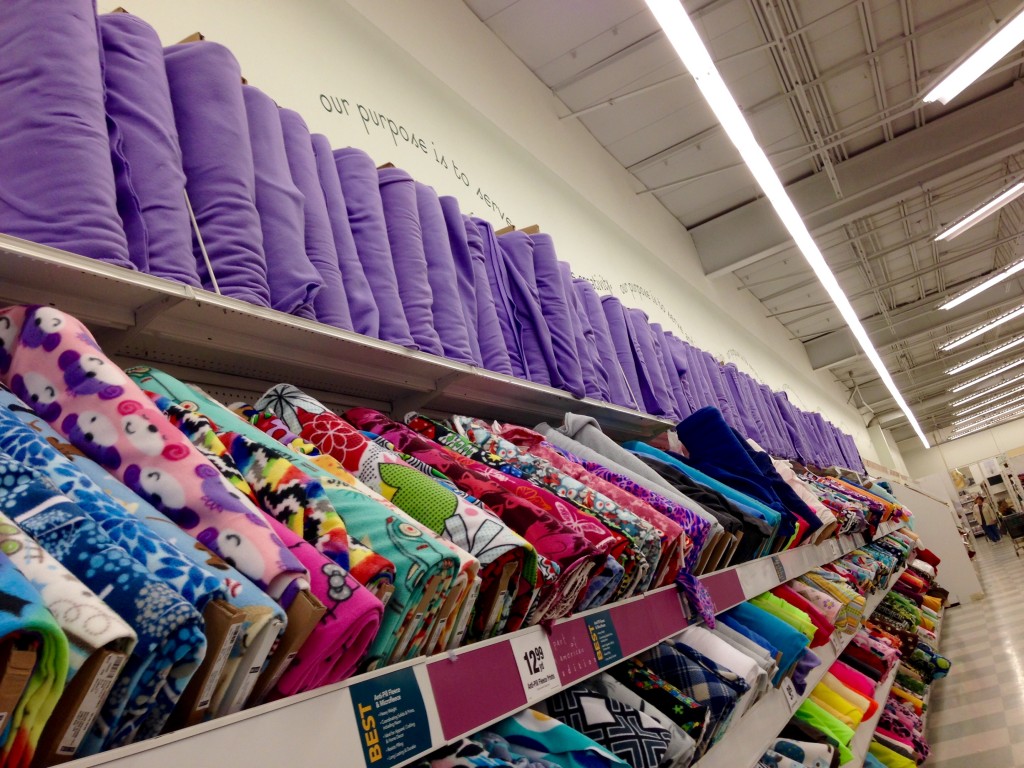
[976, 494, 1001, 542]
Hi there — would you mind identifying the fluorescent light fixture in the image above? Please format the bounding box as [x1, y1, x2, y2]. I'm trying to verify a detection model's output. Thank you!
[940, 303, 1024, 350]
[923, 4, 1024, 104]
[951, 370, 1024, 405]
[935, 182, 1024, 242]
[954, 383, 1024, 415]
[644, 0, 930, 448]
[950, 355, 1024, 392]
[950, 402, 1024, 436]
[944, 334, 1024, 375]
[950, 407, 1024, 439]
[953, 391, 1024, 424]
[939, 255, 1024, 310]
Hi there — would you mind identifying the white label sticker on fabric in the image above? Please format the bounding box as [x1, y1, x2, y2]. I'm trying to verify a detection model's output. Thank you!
[771, 555, 786, 582]
[781, 677, 801, 712]
[58, 654, 126, 755]
[830, 539, 842, 560]
[509, 631, 559, 702]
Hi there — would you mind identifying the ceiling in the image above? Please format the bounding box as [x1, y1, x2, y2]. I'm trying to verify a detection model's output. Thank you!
[464, 0, 1024, 447]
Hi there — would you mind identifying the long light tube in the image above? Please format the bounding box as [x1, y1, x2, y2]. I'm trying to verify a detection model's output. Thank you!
[950, 355, 1024, 392]
[954, 383, 1024, 416]
[935, 182, 1024, 241]
[950, 370, 1024, 405]
[949, 406, 1024, 439]
[944, 334, 1024, 375]
[939, 256, 1024, 310]
[923, 4, 1024, 104]
[953, 391, 1024, 425]
[950, 402, 1024, 436]
[940, 303, 1024, 350]
[644, 0, 930, 448]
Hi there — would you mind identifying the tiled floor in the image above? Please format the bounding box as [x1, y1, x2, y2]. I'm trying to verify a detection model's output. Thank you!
[925, 532, 1024, 767]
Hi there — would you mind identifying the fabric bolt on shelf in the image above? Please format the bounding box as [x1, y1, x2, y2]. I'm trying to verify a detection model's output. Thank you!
[376, 167, 443, 355]
[599, 297, 646, 411]
[625, 309, 677, 418]
[496, 423, 687, 589]
[228, 403, 475, 655]
[450, 415, 660, 599]
[0, 457, 205, 752]
[279, 110, 353, 330]
[311, 134, 379, 336]
[345, 408, 601, 624]
[723, 601, 809, 685]
[660, 334, 698, 417]
[574, 282, 634, 409]
[792, 700, 854, 765]
[0, 0, 132, 269]
[492, 229, 559, 388]
[125, 368, 452, 666]
[587, 673, 697, 768]
[459, 214, 513, 374]
[260, 514, 382, 695]
[0, 394, 237, 717]
[0, 509, 136, 681]
[98, 12, 201, 286]
[665, 338, 709, 415]
[163, 42, 271, 305]
[435, 197, 483, 366]
[471, 219, 526, 379]
[254, 385, 532, 638]
[527, 234, 585, 397]
[415, 183, 477, 364]
[0, 306, 309, 606]
[650, 324, 690, 420]
[558, 264, 602, 401]
[608, 659, 709, 744]
[770, 584, 834, 648]
[412, 737, 517, 768]
[0, 388, 281, 718]
[692, 352, 742, 432]
[479, 708, 629, 768]
[333, 148, 416, 348]
[0, 553, 68, 768]
[537, 685, 672, 768]
[712, 623, 778, 684]
[769, 738, 837, 768]
[241, 85, 322, 319]
[674, 625, 767, 711]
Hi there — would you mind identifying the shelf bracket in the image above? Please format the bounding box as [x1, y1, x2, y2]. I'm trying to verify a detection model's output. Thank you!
[391, 370, 470, 420]
[93, 293, 187, 352]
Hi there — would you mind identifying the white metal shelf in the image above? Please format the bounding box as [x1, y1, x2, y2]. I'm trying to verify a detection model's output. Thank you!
[0, 235, 673, 442]
[694, 566, 908, 768]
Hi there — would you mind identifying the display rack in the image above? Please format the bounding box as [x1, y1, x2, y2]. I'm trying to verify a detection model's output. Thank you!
[692, 565, 907, 768]
[844, 657, 900, 766]
[0, 237, 912, 768]
[918, 604, 945, 733]
[0, 234, 673, 442]
[54, 525, 906, 768]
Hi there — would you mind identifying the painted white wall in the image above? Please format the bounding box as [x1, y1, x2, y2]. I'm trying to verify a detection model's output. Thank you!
[899, 417, 1024, 479]
[103, 0, 877, 461]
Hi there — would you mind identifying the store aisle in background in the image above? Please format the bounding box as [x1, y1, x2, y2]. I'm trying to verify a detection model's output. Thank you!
[926, 535, 1024, 767]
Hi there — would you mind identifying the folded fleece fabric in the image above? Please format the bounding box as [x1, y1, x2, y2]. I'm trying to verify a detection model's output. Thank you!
[0, 553, 68, 768]
[334, 148, 416, 348]
[279, 110, 353, 330]
[311, 134, 379, 336]
[164, 42, 271, 305]
[0, 305, 309, 605]
[0, 0, 132, 269]
[242, 85, 323, 319]
[99, 12, 201, 286]
[459, 214, 514, 374]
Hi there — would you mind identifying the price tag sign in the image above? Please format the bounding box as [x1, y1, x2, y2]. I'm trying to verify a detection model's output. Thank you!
[780, 677, 801, 712]
[350, 667, 432, 768]
[771, 555, 786, 582]
[509, 631, 559, 702]
[830, 539, 842, 560]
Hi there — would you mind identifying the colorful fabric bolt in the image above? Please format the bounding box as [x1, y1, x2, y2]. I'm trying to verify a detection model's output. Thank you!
[0, 553, 68, 768]
[478, 709, 628, 768]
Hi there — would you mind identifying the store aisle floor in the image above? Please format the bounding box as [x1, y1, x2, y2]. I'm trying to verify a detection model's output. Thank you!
[925, 534, 1024, 767]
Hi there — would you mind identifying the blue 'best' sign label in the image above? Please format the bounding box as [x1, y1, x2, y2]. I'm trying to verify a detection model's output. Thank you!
[350, 667, 431, 767]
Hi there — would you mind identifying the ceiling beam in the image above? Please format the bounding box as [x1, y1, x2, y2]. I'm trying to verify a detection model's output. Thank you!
[806, 284, 1024, 369]
[690, 85, 1024, 277]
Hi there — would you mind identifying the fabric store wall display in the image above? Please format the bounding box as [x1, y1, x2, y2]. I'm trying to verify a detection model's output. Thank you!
[94, 0, 876, 464]
[0, 0, 132, 269]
